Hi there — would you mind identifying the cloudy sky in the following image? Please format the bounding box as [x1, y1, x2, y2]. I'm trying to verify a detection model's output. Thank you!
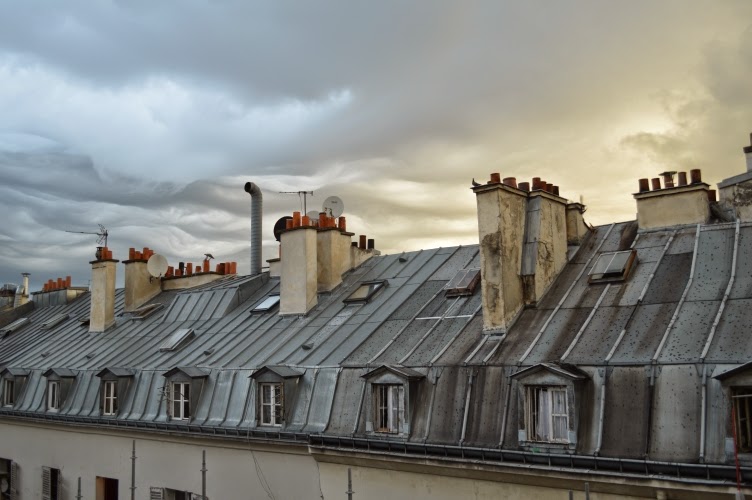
[1, 1, 751, 291]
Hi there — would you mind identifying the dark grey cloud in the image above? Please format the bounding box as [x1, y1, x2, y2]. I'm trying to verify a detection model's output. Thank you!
[1, 1, 752, 291]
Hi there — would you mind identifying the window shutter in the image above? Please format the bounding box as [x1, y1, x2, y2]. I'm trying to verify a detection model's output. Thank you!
[397, 385, 405, 433]
[56, 469, 63, 500]
[150, 487, 165, 500]
[10, 461, 19, 500]
[42, 466, 52, 500]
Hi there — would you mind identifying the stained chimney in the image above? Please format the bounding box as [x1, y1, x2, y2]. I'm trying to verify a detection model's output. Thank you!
[123, 247, 161, 312]
[634, 170, 710, 229]
[317, 216, 353, 292]
[244, 182, 263, 276]
[717, 133, 752, 221]
[89, 247, 118, 332]
[472, 174, 528, 333]
[280, 213, 317, 315]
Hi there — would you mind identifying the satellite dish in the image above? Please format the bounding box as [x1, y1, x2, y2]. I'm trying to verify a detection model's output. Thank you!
[306, 210, 320, 222]
[322, 196, 344, 218]
[273, 216, 293, 242]
[146, 254, 169, 278]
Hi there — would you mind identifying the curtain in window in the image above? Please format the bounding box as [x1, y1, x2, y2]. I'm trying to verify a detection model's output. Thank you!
[535, 388, 550, 441]
[552, 389, 568, 441]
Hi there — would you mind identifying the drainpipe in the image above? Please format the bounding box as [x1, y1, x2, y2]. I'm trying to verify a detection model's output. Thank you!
[459, 370, 475, 445]
[499, 371, 513, 448]
[699, 364, 708, 463]
[595, 368, 607, 456]
[644, 365, 656, 458]
[244, 182, 263, 276]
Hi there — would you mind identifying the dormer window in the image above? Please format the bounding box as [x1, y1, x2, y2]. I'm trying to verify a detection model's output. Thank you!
[162, 367, 209, 422]
[43, 368, 76, 413]
[344, 280, 387, 304]
[250, 365, 303, 428]
[361, 365, 424, 436]
[588, 250, 637, 283]
[96, 367, 134, 417]
[512, 363, 588, 450]
[251, 294, 280, 314]
[0, 368, 29, 408]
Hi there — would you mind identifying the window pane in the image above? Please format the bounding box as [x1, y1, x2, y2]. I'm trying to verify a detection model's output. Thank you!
[262, 404, 271, 424]
[535, 388, 550, 441]
[552, 389, 566, 414]
[390, 386, 399, 432]
[553, 416, 568, 441]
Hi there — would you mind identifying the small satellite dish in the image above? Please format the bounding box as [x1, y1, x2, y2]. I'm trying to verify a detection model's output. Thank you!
[273, 216, 293, 242]
[322, 196, 344, 218]
[306, 210, 320, 221]
[147, 254, 169, 278]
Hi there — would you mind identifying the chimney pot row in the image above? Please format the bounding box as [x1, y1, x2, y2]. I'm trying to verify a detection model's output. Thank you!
[42, 275, 72, 292]
[677, 172, 688, 186]
[502, 177, 517, 188]
[642, 169, 704, 191]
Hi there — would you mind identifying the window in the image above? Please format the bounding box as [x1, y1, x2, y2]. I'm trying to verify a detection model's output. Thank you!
[42, 466, 62, 500]
[251, 294, 280, 313]
[733, 387, 752, 453]
[160, 328, 195, 352]
[2, 379, 13, 407]
[171, 382, 190, 420]
[260, 383, 283, 426]
[48, 381, 60, 411]
[150, 487, 198, 500]
[103, 381, 118, 416]
[444, 268, 481, 297]
[96, 476, 119, 500]
[526, 386, 569, 443]
[0, 458, 19, 500]
[374, 385, 401, 433]
[343, 280, 387, 304]
[588, 250, 637, 283]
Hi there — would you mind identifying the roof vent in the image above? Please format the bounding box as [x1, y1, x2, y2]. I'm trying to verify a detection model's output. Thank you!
[0, 317, 30, 337]
[159, 328, 195, 352]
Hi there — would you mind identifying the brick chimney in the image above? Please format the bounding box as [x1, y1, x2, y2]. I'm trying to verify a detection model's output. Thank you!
[280, 212, 318, 315]
[123, 247, 161, 312]
[634, 170, 711, 230]
[473, 174, 570, 333]
[89, 247, 118, 333]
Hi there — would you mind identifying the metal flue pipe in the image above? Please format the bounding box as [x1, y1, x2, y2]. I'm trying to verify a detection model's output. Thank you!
[244, 182, 263, 276]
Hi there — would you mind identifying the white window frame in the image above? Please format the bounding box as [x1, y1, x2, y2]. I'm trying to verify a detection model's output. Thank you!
[103, 380, 117, 416]
[171, 381, 191, 420]
[47, 380, 60, 411]
[2, 378, 14, 406]
[525, 386, 569, 443]
[259, 383, 283, 427]
[374, 384, 401, 433]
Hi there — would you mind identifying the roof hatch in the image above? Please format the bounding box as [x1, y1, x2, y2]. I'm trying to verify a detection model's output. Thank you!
[588, 250, 637, 283]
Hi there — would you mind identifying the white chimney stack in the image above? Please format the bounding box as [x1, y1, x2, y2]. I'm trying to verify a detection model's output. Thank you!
[89, 247, 118, 332]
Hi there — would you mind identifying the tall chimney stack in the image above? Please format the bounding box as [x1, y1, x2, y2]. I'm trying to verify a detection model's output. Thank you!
[89, 247, 118, 332]
[280, 213, 317, 315]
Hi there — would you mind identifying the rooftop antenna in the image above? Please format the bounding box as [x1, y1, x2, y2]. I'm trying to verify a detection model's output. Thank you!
[279, 190, 314, 214]
[322, 195, 344, 218]
[64, 224, 109, 248]
[146, 254, 169, 283]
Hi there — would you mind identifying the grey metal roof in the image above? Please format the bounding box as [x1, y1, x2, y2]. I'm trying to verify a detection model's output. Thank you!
[0, 367, 30, 377]
[163, 366, 209, 378]
[510, 363, 588, 380]
[95, 367, 135, 378]
[0, 219, 751, 469]
[42, 367, 76, 378]
[251, 365, 303, 379]
[361, 365, 425, 380]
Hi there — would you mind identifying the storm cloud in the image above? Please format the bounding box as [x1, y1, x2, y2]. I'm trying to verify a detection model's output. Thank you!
[1, 1, 751, 290]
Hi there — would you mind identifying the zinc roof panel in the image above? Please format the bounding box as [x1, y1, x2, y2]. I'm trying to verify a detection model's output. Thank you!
[730, 226, 752, 299]
[705, 298, 752, 363]
[564, 306, 634, 364]
[222, 370, 252, 427]
[401, 317, 473, 366]
[609, 303, 676, 364]
[657, 300, 718, 363]
[427, 246, 479, 281]
[686, 228, 734, 302]
[523, 308, 591, 364]
[322, 367, 366, 435]
[304, 368, 338, 433]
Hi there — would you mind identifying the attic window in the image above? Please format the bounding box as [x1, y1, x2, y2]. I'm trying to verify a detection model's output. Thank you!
[40, 313, 70, 330]
[159, 328, 195, 352]
[444, 268, 481, 297]
[251, 294, 280, 313]
[588, 250, 637, 283]
[131, 303, 164, 320]
[344, 280, 387, 304]
[0, 317, 30, 337]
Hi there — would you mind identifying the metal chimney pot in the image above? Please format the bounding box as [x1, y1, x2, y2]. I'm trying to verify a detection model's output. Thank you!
[244, 182, 263, 276]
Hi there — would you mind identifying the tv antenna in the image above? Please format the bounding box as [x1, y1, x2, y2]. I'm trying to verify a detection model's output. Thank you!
[279, 190, 314, 213]
[146, 254, 169, 283]
[64, 224, 109, 247]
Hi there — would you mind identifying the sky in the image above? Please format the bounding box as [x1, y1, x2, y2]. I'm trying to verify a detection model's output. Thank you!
[1, 1, 751, 291]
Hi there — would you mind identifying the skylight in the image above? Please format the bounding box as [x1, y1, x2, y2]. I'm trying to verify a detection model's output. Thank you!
[159, 328, 195, 352]
[343, 280, 387, 304]
[588, 250, 637, 283]
[251, 294, 280, 313]
[444, 268, 481, 297]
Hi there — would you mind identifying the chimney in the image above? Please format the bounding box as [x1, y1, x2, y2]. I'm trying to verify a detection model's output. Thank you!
[634, 169, 710, 229]
[89, 247, 118, 332]
[317, 215, 352, 292]
[717, 133, 752, 221]
[244, 182, 263, 276]
[280, 212, 318, 315]
[566, 203, 589, 245]
[123, 247, 161, 312]
[472, 174, 528, 333]
[520, 181, 568, 306]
